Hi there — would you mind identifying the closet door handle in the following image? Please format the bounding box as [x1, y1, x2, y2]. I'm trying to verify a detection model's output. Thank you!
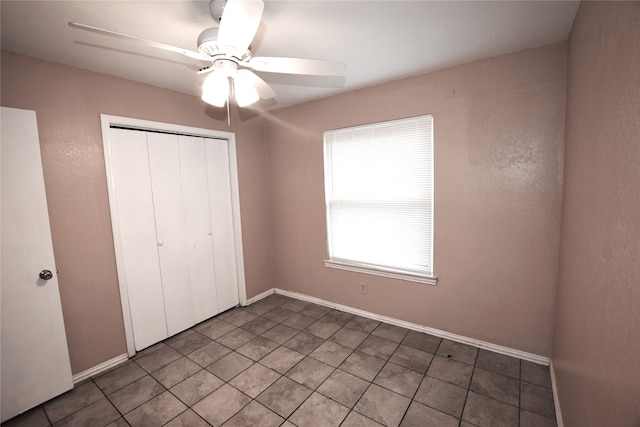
[158, 240, 164, 246]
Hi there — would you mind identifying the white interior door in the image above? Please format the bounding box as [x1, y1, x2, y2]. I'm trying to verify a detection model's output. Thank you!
[107, 128, 167, 350]
[147, 132, 194, 335]
[1, 107, 73, 422]
[103, 117, 244, 355]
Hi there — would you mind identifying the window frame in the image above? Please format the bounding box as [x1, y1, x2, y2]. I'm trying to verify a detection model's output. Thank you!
[322, 115, 436, 285]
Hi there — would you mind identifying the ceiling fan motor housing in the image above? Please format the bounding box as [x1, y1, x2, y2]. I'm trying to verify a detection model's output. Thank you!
[197, 27, 251, 61]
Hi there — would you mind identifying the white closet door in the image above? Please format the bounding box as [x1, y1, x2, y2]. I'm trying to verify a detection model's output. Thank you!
[206, 138, 239, 311]
[178, 135, 220, 323]
[107, 128, 167, 350]
[147, 132, 194, 336]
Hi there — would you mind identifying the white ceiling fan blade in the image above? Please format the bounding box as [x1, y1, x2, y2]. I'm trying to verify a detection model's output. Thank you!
[68, 22, 207, 61]
[247, 57, 347, 76]
[237, 69, 276, 99]
[217, 0, 264, 51]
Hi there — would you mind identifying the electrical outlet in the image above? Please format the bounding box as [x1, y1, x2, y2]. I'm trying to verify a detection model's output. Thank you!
[360, 282, 367, 294]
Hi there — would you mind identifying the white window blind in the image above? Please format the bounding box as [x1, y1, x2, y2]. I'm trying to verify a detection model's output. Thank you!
[323, 115, 434, 282]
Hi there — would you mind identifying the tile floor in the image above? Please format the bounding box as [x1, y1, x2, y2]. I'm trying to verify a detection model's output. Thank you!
[2, 294, 557, 427]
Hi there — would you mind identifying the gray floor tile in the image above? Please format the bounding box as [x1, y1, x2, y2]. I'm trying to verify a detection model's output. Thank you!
[94, 361, 147, 394]
[151, 357, 201, 388]
[340, 351, 386, 382]
[401, 330, 442, 354]
[124, 392, 187, 427]
[260, 323, 300, 344]
[256, 376, 313, 418]
[476, 349, 520, 379]
[170, 369, 224, 406]
[305, 318, 342, 339]
[284, 331, 325, 354]
[192, 384, 251, 426]
[262, 306, 297, 323]
[241, 316, 278, 335]
[224, 310, 258, 327]
[135, 345, 182, 373]
[229, 363, 281, 398]
[1, 406, 49, 427]
[389, 344, 434, 374]
[436, 339, 478, 366]
[281, 299, 311, 313]
[373, 362, 423, 398]
[197, 319, 236, 340]
[12, 296, 561, 427]
[107, 375, 165, 414]
[400, 401, 460, 427]
[521, 361, 553, 388]
[236, 336, 279, 361]
[470, 368, 520, 406]
[223, 401, 284, 427]
[53, 398, 120, 427]
[310, 340, 353, 367]
[259, 345, 306, 374]
[520, 382, 556, 419]
[520, 409, 558, 427]
[341, 411, 384, 426]
[167, 331, 212, 355]
[282, 312, 317, 330]
[205, 352, 254, 381]
[290, 392, 350, 427]
[317, 369, 370, 408]
[462, 391, 519, 427]
[414, 376, 467, 418]
[44, 381, 104, 423]
[186, 340, 232, 367]
[215, 328, 256, 349]
[322, 309, 355, 326]
[330, 327, 368, 349]
[287, 357, 335, 389]
[358, 335, 399, 360]
[302, 303, 331, 319]
[371, 323, 409, 343]
[105, 417, 129, 427]
[427, 355, 474, 388]
[244, 300, 276, 316]
[163, 409, 209, 427]
[344, 316, 381, 334]
[355, 384, 411, 427]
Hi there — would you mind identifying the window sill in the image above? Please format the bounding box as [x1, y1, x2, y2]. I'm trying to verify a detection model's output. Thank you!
[324, 259, 437, 285]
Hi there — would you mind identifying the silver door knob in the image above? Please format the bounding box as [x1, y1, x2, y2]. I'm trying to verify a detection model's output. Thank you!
[39, 270, 53, 280]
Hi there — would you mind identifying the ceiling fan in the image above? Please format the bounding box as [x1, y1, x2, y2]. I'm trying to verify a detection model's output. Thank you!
[69, 0, 346, 109]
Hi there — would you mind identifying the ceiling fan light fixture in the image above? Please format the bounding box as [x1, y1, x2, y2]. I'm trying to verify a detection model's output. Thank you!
[233, 76, 260, 107]
[202, 71, 229, 107]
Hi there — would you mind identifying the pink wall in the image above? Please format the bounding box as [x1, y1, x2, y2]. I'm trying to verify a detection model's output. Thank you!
[264, 43, 567, 357]
[0, 51, 272, 374]
[553, 2, 640, 425]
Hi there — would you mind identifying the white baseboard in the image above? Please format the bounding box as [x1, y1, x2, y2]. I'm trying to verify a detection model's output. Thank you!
[72, 353, 129, 384]
[245, 288, 276, 305]
[549, 360, 564, 427]
[257, 288, 550, 366]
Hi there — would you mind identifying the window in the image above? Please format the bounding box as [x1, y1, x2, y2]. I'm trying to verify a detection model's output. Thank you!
[323, 115, 435, 284]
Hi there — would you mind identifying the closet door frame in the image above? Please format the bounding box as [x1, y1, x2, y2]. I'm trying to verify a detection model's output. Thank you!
[101, 114, 247, 357]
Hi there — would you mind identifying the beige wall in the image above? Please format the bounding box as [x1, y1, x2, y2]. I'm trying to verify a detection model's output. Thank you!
[553, 2, 640, 426]
[0, 51, 272, 374]
[264, 43, 567, 357]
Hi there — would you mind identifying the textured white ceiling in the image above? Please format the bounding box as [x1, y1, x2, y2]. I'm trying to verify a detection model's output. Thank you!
[1, 1, 579, 110]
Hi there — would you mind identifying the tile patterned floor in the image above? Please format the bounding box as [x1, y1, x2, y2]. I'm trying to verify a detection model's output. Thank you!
[2, 294, 557, 427]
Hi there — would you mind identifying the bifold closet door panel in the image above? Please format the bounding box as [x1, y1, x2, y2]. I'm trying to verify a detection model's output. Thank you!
[146, 132, 194, 336]
[108, 128, 167, 350]
[178, 135, 219, 323]
[205, 138, 240, 311]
